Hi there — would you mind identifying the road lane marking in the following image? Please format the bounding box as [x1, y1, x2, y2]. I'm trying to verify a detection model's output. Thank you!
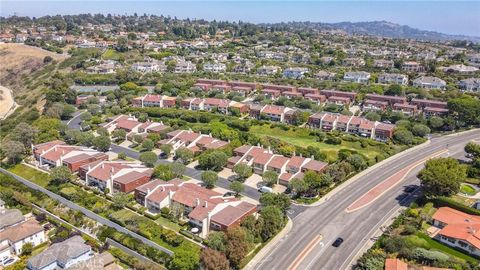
[288, 234, 323, 270]
[345, 149, 448, 213]
[304, 240, 331, 270]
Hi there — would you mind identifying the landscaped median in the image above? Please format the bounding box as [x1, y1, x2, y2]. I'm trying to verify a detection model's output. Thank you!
[2, 165, 202, 269]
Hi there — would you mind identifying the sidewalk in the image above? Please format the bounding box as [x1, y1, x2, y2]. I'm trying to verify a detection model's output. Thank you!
[244, 216, 293, 270]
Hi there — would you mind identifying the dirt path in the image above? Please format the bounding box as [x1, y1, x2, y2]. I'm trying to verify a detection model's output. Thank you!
[0, 85, 18, 120]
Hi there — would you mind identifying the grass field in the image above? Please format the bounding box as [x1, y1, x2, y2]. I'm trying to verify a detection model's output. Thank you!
[460, 183, 477, 196]
[416, 232, 479, 263]
[102, 49, 123, 60]
[250, 124, 395, 162]
[8, 164, 50, 187]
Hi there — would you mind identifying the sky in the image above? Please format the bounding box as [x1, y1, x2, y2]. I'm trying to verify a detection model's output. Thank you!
[1, 1, 479, 37]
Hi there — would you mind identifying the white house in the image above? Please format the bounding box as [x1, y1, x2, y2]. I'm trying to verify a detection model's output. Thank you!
[283, 67, 309, 79]
[0, 219, 46, 255]
[343, 71, 371, 84]
[413, 76, 446, 90]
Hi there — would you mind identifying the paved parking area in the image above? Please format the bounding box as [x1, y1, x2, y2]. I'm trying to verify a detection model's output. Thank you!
[244, 174, 263, 189]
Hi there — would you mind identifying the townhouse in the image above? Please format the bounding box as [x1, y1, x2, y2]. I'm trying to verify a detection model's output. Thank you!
[248, 104, 296, 123]
[32, 140, 108, 172]
[432, 207, 480, 257]
[343, 71, 371, 84]
[320, 89, 357, 104]
[75, 95, 107, 106]
[81, 161, 153, 194]
[227, 145, 328, 186]
[377, 73, 409, 85]
[132, 94, 177, 108]
[373, 59, 394, 69]
[413, 76, 447, 90]
[392, 103, 418, 116]
[363, 94, 407, 112]
[193, 79, 257, 96]
[203, 62, 227, 73]
[308, 112, 395, 141]
[181, 97, 241, 115]
[136, 179, 256, 238]
[411, 98, 449, 117]
[402, 61, 424, 72]
[158, 129, 228, 154]
[102, 114, 170, 138]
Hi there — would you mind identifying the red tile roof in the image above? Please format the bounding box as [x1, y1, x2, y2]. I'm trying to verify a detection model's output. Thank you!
[384, 258, 408, 270]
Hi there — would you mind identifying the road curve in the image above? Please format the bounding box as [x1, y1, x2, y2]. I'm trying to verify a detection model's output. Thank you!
[251, 130, 480, 270]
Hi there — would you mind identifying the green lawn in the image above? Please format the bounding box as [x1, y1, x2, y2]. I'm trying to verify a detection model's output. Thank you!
[416, 232, 479, 263]
[8, 164, 50, 187]
[250, 124, 391, 162]
[460, 184, 477, 196]
[155, 216, 182, 232]
[102, 49, 124, 60]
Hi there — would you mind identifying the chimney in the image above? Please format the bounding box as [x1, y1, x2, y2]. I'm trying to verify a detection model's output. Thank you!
[147, 188, 151, 195]
[204, 201, 208, 208]
[101, 164, 105, 169]
[196, 198, 200, 206]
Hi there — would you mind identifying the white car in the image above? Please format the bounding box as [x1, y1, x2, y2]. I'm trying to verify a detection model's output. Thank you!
[1, 256, 18, 267]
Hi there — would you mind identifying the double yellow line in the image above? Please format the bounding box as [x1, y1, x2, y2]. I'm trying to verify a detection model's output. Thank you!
[287, 234, 323, 270]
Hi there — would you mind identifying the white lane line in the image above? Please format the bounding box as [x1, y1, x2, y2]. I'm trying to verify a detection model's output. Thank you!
[304, 240, 332, 270]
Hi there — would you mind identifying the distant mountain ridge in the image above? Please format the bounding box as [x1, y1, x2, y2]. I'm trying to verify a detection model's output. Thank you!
[268, 21, 480, 42]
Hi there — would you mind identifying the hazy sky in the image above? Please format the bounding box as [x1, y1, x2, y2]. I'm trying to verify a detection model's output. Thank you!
[1, 1, 479, 36]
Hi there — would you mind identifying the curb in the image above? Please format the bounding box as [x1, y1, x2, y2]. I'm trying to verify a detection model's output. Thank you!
[244, 216, 293, 270]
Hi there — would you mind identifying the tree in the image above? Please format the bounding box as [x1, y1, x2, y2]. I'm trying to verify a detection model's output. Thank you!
[230, 181, 244, 196]
[259, 193, 291, 215]
[448, 96, 480, 126]
[62, 104, 76, 119]
[168, 248, 200, 270]
[418, 157, 467, 197]
[80, 112, 92, 121]
[112, 129, 127, 140]
[21, 243, 33, 256]
[142, 138, 155, 151]
[393, 129, 414, 145]
[46, 102, 65, 119]
[92, 136, 111, 152]
[428, 116, 444, 130]
[465, 142, 480, 159]
[384, 84, 404, 96]
[262, 170, 278, 187]
[233, 163, 253, 182]
[198, 151, 228, 171]
[78, 132, 94, 147]
[346, 154, 367, 171]
[139, 151, 157, 167]
[201, 248, 229, 270]
[175, 147, 194, 164]
[50, 166, 73, 184]
[112, 192, 130, 209]
[153, 164, 174, 180]
[11, 122, 38, 147]
[205, 231, 227, 253]
[202, 171, 218, 189]
[1, 140, 25, 163]
[260, 206, 284, 241]
[117, 152, 127, 160]
[96, 127, 110, 137]
[412, 124, 431, 137]
[160, 144, 173, 158]
[364, 112, 381, 122]
[133, 134, 144, 144]
[289, 178, 309, 195]
[226, 227, 249, 268]
[171, 162, 186, 178]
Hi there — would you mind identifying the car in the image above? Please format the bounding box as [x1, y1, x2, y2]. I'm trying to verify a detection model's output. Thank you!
[1, 257, 16, 267]
[332, 237, 344, 247]
[223, 192, 235, 197]
[258, 186, 273, 193]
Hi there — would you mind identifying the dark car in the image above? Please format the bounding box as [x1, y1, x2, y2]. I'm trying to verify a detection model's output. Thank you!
[332, 237, 344, 247]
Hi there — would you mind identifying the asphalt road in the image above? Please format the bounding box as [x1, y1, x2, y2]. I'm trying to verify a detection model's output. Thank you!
[0, 167, 174, 256]
[66, 111, 263, 201]
[252, 130, 480, 270]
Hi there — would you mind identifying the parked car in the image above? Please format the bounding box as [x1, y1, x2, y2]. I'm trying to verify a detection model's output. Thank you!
[1, 257, 17, 267]
[258, 186, 273, 193]
[332, 237, 344, 247]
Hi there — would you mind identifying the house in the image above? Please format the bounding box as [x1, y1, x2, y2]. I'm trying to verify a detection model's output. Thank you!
[257, 65, 281, 76]
[343, 71, 371, 84]
[283, 67, 309, 79]
[378, 73, 408, 85]
[373, 59, 394, 69]
[343, 57, 365, 67]
[102, 115, 170, 138]
[86, 61, 117, 74]
[374, 123, 396, 141]
[158, 129, 228, 153]
[298, 87, 319, 96]
[32, 141, 108, 172]
[304, 94, 326, 104]
[384, 258, 408, 270]
[27, 236, 92, 270]
[228, 81, 258, 96]
[175, 61, 196, 73]
[132, 61, 166, 73]
[0, 219, 46, 255]
[203, 62, 227, 73]
[132, 94, 177, 108]
[402, 61, 424, 72]
[0, 208, 25, 230]
[411, 99, 448, 110]
[203, 98, 232, 114]
[413, 76, 446, 90]
[362, 99, 389, 112]
[260, 105, 291, 122]
[459, 78, 480, 92]
[315, 71, 336, 81]
[68, 252, 119, 270]
[82, 161, 153, 194]
[431, 207, 480, 256]
[138, 180, 256, 238]
[441, 64, 479, 74]
[327, 96, 351, 106]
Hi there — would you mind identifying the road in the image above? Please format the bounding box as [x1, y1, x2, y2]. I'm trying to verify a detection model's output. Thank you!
[0, 167, 174, 257]
[66, 111, 263, 201]
[251, 129, 480, 270]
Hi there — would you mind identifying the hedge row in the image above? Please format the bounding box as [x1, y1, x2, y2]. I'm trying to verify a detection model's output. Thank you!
[432, 196, 480, 216]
